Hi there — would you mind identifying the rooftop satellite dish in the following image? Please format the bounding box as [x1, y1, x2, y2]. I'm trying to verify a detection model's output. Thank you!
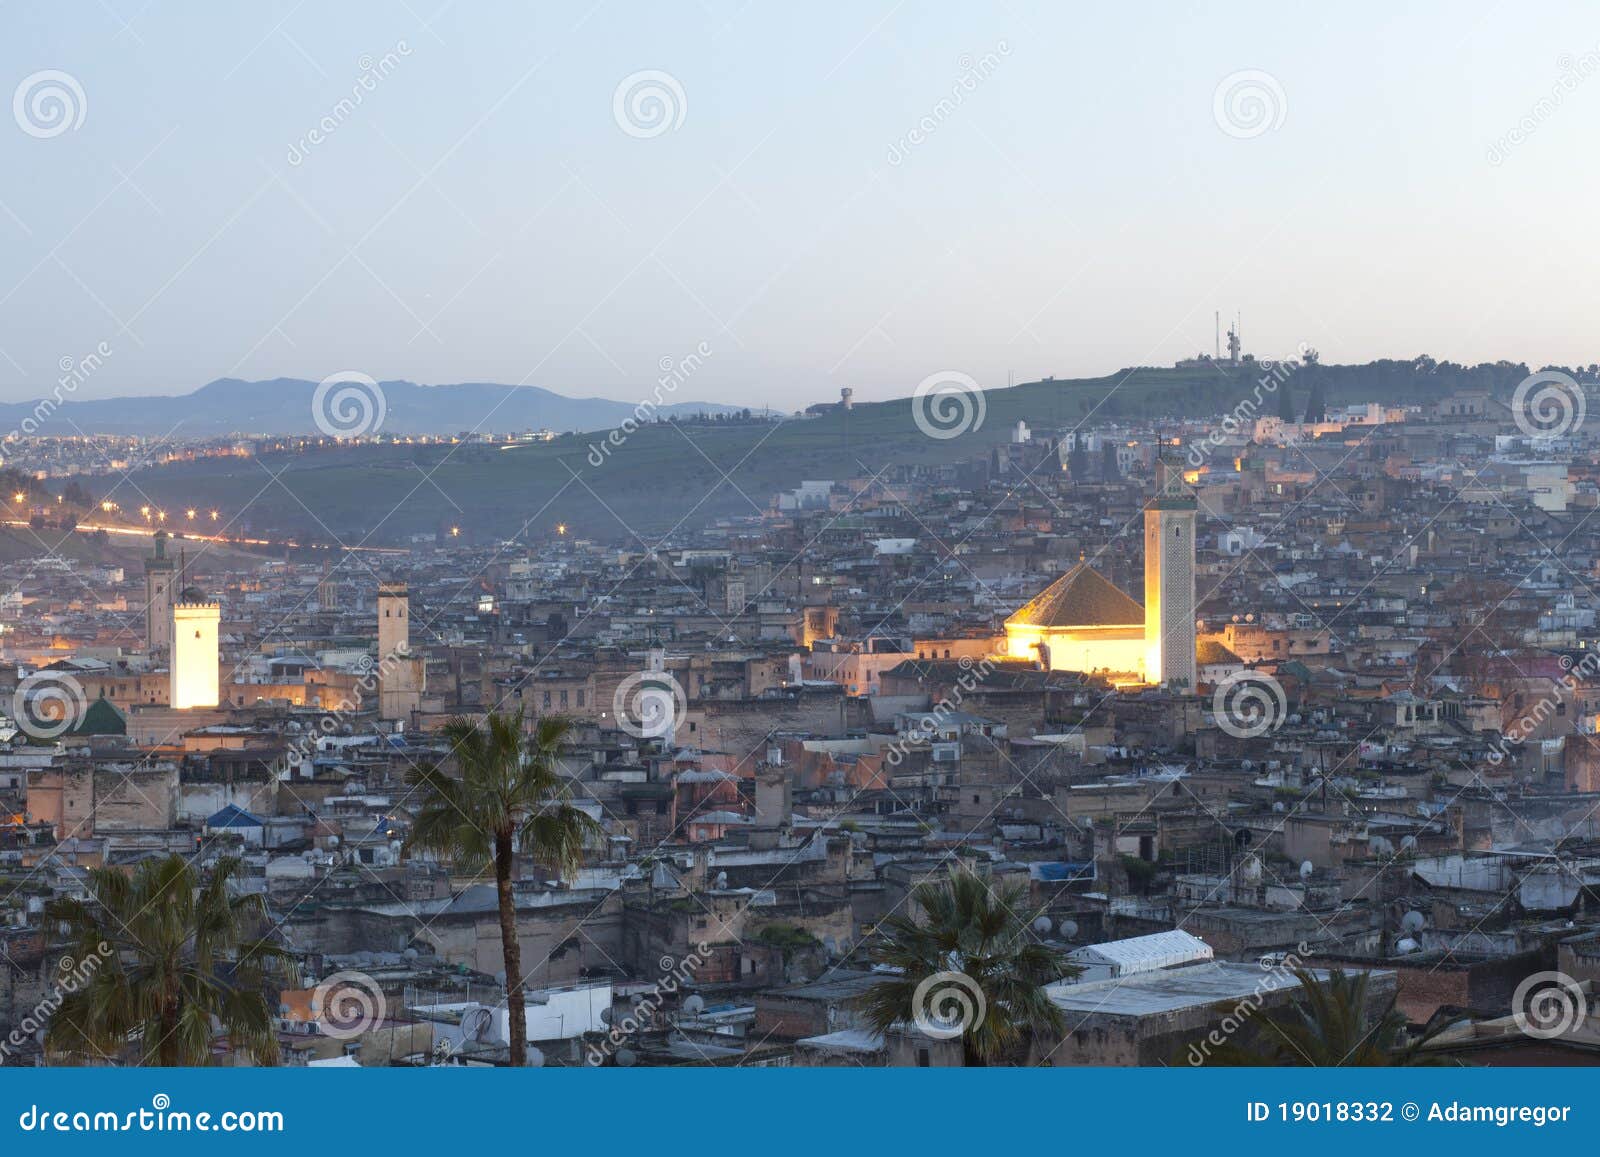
[461, 1006, 496, 1042]
[1299, 861, 1314, 880]
[682, 994, 705, 1016]
[1395, 938, 1420, 955]
[1401, 910, 1425, 933]
[1060, 920, 1079, 940]
[1272, 801, 1286, 813]
[1240, 856, 1263, 882]
[599, 1007, 613, 1025]
[616, 1048, 637, 1068]
[1234, 828, 1253, 848]
[1370, 836, 1394, 857]
[714, 871, 728, 889]
[1400, 835, 1418, 851]
[1032, 916, 1052, 935]
[526, 1046, 545, 1067]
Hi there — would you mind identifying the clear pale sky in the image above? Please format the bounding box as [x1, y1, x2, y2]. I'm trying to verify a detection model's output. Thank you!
[1, 2, 1596, 407]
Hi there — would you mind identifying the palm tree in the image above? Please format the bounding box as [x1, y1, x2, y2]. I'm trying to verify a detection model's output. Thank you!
[1204, 967, 1443, 1066]
[860, 865, 1076, 1065]
[45, 854, 290, 1066]
[405, 709, 600, 1066]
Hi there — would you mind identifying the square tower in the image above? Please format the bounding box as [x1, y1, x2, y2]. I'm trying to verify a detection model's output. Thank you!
[1143, 466, 1197, 691]
[377, 582, 409, 662]
[171, 589, 220, 709]
[144, 530, 175, 654]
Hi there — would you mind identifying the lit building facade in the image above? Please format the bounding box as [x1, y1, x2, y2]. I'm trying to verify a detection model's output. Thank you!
[170, 588, 220, 709]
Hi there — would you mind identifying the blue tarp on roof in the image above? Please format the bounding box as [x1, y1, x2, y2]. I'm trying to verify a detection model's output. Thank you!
[205, 804, 265, 829]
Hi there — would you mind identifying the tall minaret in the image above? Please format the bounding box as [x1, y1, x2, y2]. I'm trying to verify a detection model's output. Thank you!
[144, 530, 175, 654]
[1144, 460, 1197, 690]
[377, 581, 409, 663]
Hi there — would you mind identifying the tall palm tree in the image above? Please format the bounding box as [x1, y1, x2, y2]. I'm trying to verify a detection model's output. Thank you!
[1204, 967, 1444, 1066]
[405, 709, 600, 1066]
[45, 854, 290, 1066]
[860, 865, 1076, 1065]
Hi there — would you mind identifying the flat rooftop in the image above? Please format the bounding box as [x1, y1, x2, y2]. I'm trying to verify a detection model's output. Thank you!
[1046, 961, 1347, 1017]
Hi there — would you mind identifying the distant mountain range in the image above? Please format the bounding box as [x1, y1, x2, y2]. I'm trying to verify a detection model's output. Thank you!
[3, 377, 745, 436]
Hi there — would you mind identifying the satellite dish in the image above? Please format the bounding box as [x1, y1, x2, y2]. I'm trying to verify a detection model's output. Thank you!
[1240, 856, 1263, 882]
[1395, 938, 1420, 955]
[1234, 829, 1253, 848]
[526, 1046, 545, 1067]
[1400, 835, 1418, 851]
[461, 1006, 496, 1042]
[682, 994, 705, 1016]
[714, 871, 728, 889]
[1401, 910, 1425, 933]
[599, 1007, 613, 1025]
[1370, 836, 1394, 857]
[1060, 920, 1079, 940]
[616, 1048, 637, 1068]
[1272, 801, 1286, 813]
[402, 947, 418, 961]
[1299, 861, 1314, 880]
[1032, 916, 1053, 935]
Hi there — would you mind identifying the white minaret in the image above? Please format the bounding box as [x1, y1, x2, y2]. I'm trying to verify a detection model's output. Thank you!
[170, 585, 220, 709]
[1144, 461, 1197, 690]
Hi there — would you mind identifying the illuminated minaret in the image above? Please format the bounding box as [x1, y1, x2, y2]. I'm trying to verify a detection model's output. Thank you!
[170, 583, 220, 709]
[1144, 460, 1197, 690]
[144, 530, 175, 654]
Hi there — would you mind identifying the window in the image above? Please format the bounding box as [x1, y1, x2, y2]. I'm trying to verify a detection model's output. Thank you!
[542, 690, 551, 708]
[576, 689, 585, 707]
[917, 1049, 930, 1067]
[559, 690, 569, 707]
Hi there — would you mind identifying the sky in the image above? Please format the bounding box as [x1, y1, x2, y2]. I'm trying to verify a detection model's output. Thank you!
[1, 1, 1598, 409]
